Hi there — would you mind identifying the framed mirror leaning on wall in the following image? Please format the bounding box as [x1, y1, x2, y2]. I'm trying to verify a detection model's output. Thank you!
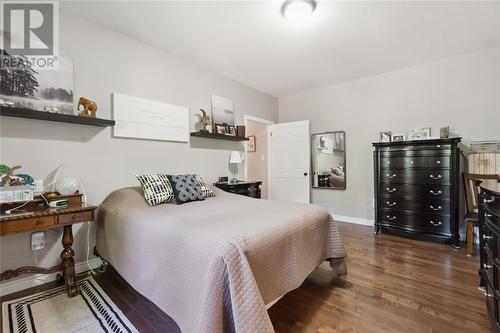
[311, 131, 346, 190]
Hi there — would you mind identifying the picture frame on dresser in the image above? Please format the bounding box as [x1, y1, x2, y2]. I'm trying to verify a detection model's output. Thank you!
[372, 137, 462, 248]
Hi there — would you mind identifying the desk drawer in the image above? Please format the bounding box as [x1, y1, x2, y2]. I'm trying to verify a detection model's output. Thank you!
[0, 216, 55, 235]
[58, 211, 93, 225]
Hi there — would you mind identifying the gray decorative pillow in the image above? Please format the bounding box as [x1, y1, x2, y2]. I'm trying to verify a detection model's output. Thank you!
[195, 175, 216, 198]
[136, 174, 175, 206]
[167, 174, 206, 205]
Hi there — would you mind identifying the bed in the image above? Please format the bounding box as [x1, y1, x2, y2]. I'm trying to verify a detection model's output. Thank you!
[96, 186, 346, 333]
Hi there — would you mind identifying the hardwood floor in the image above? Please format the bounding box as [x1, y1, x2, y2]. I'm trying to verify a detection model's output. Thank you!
[1, 222, 490, 332]
[269, 222, 491, 333]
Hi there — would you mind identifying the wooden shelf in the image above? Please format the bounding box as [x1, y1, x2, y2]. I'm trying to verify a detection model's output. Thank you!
[0, 106, 115, 127]
[190, 131, 249, 141]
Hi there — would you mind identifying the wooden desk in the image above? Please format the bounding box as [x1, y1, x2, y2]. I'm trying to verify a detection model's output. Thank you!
[0, 201, 97, 297]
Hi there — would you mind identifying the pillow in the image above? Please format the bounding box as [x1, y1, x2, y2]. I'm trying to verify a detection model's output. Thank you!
[136, 174, 175, 206]
[167, 174, 206, 205]
[195, 175, 216, 198]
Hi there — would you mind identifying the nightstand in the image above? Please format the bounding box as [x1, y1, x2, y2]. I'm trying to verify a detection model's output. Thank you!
[0, 194, 97, 297]
[214, 181, 262, 198]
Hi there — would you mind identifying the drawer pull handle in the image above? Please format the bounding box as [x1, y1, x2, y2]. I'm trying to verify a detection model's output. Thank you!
[386, 173, 397, 178]
[410, 160, 414, 164]
[386, 188, 397, 193]
[436, 145, 441, 148]
[386, 215, 397, 221]
[486, 214, 493, 218]
[430, 220, 442, 226]
[386, 201, 397, 207]
[429, 174, 442, 180]
[429, 190, 442, 196]
[485, 197, 496, 203]
[386, 161, 391, 165]
[484, 235, 493, 240]
[386, 147, 391, 151]
[35, 220, 45, 226]
[486, 293, 494, 298]
[485, 264, 493, 269]
[429, 205, 442, 211]
[436, 160, 441, 164]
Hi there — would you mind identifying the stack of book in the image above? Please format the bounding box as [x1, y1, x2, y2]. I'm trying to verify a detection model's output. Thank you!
[470, 140, 500, 153]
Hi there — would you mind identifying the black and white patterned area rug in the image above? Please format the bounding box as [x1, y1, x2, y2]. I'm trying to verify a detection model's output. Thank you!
[2, 277, 138, 333]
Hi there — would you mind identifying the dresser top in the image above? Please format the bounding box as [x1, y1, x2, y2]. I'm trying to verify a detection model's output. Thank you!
[372, 137, 462, 147]
[0, 204, 97, 222]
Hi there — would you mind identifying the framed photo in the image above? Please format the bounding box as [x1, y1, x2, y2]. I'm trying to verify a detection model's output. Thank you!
[248, 135, 256, 152]
[227, 125, 236, 136]
[391, 134, 406, 142]
[408, 127, 431, 140]
[215, 123, 227, 134]
[379, 131, 392, 143]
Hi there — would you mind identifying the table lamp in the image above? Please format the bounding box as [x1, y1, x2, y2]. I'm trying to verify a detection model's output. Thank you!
[229, 151, 242, 183]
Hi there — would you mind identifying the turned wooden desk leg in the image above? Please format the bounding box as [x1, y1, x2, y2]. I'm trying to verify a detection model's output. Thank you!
[466, 221, 474, 256]
[61, 225, 79, 297]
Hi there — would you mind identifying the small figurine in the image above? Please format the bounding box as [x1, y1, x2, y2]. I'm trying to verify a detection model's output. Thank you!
[78, 97, 97, 118]
[196, 109, 212, 133]
[0, 164, 33, 186]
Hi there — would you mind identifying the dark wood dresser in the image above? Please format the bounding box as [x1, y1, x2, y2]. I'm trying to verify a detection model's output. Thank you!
[214, 181, 262, 198]
[373, 138, 461, 247]
[479, 180, 500, 332]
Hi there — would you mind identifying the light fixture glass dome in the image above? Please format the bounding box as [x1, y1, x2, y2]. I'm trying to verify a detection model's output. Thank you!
[281, 0, 317, 24]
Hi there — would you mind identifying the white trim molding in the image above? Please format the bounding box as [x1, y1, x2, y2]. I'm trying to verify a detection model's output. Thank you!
[331, 213, 374, 226]
[0, 258, 103, 297]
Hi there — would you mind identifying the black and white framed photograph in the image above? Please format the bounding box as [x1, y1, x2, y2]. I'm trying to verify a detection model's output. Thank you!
[227, 125, 236, 136]
[248, 135, 256, 152]
[0, 50, 74, 114]
[215, 123, 227, 134]
[391, 134, 406, 142]
[408, 127, 431, 140]
[379, 131, 392, 143]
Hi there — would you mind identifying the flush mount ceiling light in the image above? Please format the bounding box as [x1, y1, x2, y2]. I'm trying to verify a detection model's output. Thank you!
[281, 0, 317, 23]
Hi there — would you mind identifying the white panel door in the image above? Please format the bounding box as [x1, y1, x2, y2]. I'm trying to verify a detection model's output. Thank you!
[268, 120, 310, 203]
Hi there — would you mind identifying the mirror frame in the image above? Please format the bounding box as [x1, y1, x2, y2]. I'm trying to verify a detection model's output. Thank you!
[311, 131, 346, 190]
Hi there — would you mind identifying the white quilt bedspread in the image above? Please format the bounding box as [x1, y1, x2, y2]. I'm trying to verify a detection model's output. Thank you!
[96, 187, 346, 333]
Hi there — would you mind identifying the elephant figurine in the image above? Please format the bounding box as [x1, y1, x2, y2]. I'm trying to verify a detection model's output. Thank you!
[78, 97, 97, 118]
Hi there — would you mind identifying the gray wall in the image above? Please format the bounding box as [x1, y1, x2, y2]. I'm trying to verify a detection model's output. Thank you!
[0, 12, 278, 274]
[279, 47, 500, 221]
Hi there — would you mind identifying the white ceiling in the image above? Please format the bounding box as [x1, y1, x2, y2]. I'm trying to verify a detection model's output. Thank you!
[61, 1, 500, 97]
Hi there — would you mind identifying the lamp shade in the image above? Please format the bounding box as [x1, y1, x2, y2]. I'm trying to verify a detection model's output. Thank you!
[229, 151, 242, 164]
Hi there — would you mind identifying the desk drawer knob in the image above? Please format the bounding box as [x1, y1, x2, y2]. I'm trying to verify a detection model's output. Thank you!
[35, 220, 45, 226]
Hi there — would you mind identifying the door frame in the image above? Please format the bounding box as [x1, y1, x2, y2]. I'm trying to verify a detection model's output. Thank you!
[243, 115, 274, 184]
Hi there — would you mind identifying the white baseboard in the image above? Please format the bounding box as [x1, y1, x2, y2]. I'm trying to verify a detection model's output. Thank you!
[0, 258, 103, 297]
[332, 214, 374, 226]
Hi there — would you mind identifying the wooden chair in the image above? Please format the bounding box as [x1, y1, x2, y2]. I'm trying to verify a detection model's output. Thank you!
[463, 173, 500, 256]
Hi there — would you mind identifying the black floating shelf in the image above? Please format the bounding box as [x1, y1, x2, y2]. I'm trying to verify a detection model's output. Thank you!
[190, 131, 249, 141]
[0, 106, 115, 127]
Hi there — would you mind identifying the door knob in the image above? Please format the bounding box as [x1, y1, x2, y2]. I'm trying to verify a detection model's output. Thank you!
[304, 172, 308, 176]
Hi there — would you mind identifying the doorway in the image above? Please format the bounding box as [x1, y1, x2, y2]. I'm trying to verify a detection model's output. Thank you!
[244, 115, 273, 199]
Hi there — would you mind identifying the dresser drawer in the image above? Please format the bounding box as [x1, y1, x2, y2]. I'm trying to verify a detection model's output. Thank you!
[0, 216, 55, 235]
[58, 211, 93, 225]
[379, 195, 450, 214]
[379, 209, 450, 234]
[483, 221, 497, 256]
[381, 169, 451, 185]
[381, 156, 451, 169]
[379, 183, 451, 199]
[485, 277, 498, 323]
